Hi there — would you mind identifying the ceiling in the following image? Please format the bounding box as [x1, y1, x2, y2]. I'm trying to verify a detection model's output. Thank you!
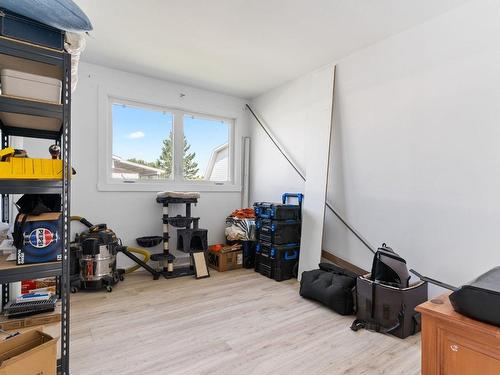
[75, 0, 469, 98]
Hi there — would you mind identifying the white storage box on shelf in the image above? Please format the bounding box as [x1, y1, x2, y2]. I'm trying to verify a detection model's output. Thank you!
[0, 69, 62, 131]
[1, 69, 62, 103]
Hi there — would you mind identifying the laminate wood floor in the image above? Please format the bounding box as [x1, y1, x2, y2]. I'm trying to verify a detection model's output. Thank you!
[70, 269, 420, 375]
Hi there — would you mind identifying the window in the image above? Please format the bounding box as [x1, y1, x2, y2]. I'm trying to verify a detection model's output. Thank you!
[183, 114, 230, 181]
[107, 98, 234, 188]
[112, 103, 173, 181]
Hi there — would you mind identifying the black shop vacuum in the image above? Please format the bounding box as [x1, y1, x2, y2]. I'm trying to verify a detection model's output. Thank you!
[70, 217, 160, 293]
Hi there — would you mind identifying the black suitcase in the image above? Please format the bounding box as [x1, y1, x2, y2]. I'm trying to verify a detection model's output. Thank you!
[300, 263, 357, 315]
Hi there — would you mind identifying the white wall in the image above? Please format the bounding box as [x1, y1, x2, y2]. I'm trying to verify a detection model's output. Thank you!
[249, 77, 306, 201]
[324, 0, 500, 291]
[25, 62, 250, 267]
[250, 0, 500, 294]
[249, 65, 334, 273]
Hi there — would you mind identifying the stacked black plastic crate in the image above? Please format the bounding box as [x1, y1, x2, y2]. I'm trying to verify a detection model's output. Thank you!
[254, 193, 303, 281]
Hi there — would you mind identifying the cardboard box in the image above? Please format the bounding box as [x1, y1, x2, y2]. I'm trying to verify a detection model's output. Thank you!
[0, 330, 57, 375]
[208, 249, 243, 272]
[0, 312, 61, 331]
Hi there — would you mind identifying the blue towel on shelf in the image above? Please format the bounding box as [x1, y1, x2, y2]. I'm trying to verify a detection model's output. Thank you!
[0, 0, 93, 32]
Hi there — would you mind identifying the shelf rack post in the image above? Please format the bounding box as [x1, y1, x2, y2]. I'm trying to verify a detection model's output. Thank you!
[59, 51, 71, 375]
[1, 131, 7, 224]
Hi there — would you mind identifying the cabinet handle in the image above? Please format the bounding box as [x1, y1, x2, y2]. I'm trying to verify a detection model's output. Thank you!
[450, 344, 459, 352]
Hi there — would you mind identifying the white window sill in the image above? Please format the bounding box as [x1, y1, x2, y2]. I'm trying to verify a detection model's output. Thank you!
[97, 181, 242, 193]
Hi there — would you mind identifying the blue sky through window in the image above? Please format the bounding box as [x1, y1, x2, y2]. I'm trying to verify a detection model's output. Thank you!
[112, 104, 230, 176]
[112, 104, 172, 163]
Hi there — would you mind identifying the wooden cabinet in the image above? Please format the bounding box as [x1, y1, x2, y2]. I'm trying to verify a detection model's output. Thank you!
[416, 293, 500, 375]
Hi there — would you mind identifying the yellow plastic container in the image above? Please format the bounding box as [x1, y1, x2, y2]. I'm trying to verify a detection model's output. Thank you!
[0, 147, 63, 180]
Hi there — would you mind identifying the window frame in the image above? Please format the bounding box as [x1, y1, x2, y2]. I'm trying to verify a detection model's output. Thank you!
[97, 88, 239, 192]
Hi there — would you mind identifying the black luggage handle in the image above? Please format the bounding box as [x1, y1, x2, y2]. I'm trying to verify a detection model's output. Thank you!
[409, 269, 458, 292]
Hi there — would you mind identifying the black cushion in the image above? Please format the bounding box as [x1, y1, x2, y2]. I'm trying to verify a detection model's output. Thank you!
[300, 265, 357, 315]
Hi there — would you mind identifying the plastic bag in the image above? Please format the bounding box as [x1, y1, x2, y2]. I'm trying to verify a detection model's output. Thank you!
[64, 32, 86, 92]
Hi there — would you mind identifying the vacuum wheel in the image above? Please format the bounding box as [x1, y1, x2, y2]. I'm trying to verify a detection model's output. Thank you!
[71, 286, 79, 294]
[119, 274, 125, 281]
[106, 286, 113, 293]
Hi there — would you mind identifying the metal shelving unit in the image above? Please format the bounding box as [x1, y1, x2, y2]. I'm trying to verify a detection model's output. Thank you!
[0, 36, 71, 374]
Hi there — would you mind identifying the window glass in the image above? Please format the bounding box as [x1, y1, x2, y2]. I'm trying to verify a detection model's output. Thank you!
[183, 115, 230, 181]
[112, 103, 173, 180]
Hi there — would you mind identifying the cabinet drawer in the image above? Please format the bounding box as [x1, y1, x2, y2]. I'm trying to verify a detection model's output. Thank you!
[440, 330, 500, 375]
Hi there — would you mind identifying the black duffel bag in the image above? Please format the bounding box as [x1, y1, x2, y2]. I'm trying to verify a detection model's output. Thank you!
[300, 263, 358, 315]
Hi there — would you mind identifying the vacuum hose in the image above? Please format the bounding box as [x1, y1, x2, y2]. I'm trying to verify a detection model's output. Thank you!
[70, 216, 151, 274]
[70, 215, 93, 228]
[122, 247, 151, 274]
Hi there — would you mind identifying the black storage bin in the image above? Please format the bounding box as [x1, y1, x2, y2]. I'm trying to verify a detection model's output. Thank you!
[256, 242, 300, 281]
[256, 219, 301, 244]
[242, 240, 256, 269]
[257, 254, 273, 278]
[255, 242, 271, 277]
[273, 259, 298, 282]
[253, 202, 301, 221]
[272, 243, 299, 281]
[0, 10, 64, 50]
[266, 242, 300, 261]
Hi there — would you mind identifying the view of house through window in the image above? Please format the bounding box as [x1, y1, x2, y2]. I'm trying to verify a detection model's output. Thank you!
[111, 102, 232, 183]
[183, 114, 230, 181]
